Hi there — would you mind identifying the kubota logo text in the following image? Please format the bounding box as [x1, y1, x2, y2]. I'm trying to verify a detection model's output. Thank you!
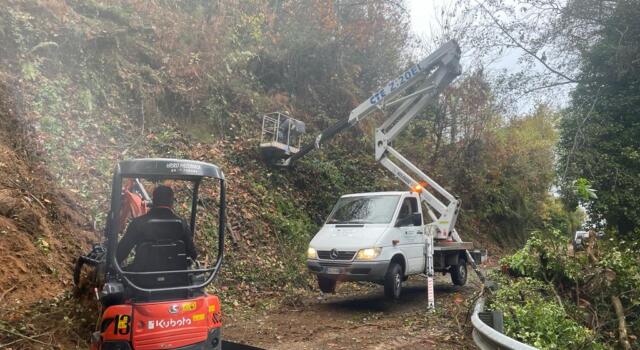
[147, 317, 192, 330]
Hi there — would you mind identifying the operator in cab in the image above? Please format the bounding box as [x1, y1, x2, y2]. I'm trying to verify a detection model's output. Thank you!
[116, 185, 197, 268]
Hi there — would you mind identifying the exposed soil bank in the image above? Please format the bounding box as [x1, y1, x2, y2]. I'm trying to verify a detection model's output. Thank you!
[0, 75, 97, 349]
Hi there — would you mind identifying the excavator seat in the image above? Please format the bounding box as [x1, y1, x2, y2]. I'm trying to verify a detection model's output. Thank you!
[127, 239, 193, 301]
[135, 240, 188, 272]
[125, 219, 194, 300]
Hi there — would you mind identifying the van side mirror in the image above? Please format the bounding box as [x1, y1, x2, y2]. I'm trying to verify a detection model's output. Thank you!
[412, 212, 422, 226]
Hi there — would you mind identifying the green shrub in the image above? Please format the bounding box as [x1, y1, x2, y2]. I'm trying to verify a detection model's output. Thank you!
[490, 278, 602, 349]
[500, 229, 583, 282]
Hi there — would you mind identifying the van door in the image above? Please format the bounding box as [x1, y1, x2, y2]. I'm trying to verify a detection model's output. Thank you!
[394, 196, 424, 274]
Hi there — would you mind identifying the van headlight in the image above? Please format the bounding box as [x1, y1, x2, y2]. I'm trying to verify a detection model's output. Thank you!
[307, 247, 318, 259]
[355, 247, 382, 260]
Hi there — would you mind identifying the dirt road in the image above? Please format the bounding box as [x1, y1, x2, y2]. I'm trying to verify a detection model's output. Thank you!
[225, 275, 481, 350]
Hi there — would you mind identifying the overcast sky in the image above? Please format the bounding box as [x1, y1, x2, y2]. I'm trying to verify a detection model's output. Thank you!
[406, 0, 570, 113]
[407, 0, 520, 71]
[406, 0, 450, 41]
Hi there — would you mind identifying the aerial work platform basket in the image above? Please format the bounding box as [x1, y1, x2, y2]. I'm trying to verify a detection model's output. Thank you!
[260, 112, 305, 162]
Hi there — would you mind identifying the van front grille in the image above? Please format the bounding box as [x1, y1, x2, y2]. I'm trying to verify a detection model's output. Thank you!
[317, 250, 356, 260]
[318, 262, 352, 267]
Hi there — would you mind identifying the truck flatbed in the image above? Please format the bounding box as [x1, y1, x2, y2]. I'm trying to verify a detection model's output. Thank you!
[433, 241, 486, 267]
[434, 241, 473, 251]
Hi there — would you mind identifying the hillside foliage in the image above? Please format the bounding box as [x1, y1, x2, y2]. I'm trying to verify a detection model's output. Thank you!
[0, 1, 574, 348]
[498, 228, 640, 348]
[1, 0, 559, 271]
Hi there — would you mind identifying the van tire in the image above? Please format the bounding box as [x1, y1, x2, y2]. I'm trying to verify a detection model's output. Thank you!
[384, 262, 403, 299]
[317, 276, 337, 293]
[451, 262, 467, 286]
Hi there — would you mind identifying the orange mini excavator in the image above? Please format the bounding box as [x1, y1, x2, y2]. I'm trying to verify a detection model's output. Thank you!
[76, 158, 226, 350]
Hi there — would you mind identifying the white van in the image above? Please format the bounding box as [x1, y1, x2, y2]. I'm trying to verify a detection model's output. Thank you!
[307, 191, 478, 299]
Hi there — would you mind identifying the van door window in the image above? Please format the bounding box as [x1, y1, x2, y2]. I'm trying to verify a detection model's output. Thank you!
[397, 197, 420, 226]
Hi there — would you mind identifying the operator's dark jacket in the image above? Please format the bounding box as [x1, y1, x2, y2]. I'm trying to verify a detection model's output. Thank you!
[116, 207, 197, 265]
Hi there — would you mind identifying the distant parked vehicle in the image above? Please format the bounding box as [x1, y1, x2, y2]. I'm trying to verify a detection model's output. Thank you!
[573, 230, 589, 250]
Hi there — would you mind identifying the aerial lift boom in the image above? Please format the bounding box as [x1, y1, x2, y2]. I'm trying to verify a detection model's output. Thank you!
[262, 41, 484, 308]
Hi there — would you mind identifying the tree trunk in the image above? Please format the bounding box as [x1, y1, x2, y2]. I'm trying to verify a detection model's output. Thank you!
[611, 295, 631, 350]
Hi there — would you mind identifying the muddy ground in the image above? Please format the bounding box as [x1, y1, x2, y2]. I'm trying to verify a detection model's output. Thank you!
[225, 274, 482, 350]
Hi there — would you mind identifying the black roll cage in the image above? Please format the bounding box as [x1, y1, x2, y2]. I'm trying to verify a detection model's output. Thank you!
[105, 158, 225, 293]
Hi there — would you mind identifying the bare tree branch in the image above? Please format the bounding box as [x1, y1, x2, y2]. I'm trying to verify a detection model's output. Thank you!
[521, 80, 577, 94]
[474, 0, 579, 84]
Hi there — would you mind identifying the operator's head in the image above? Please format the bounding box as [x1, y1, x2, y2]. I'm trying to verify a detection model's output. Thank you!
[153, 185, 174, 208]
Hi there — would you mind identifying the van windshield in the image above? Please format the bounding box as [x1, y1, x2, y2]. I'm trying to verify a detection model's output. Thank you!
[326, 195, 400, 224]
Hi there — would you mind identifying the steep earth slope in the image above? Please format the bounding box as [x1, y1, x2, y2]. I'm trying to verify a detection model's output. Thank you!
[0, 74, 98, 348]
[0, 0, 398, 307]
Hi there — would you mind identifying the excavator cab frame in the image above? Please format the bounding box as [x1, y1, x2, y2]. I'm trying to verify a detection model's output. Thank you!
[88, 158, 226, 350]
[105, 158, 225, 294]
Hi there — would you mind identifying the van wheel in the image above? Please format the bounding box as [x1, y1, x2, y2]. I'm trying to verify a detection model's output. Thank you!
[451, 262, 467, 286]
[384, 262, 403, 300]
[317, 276, 337, 293]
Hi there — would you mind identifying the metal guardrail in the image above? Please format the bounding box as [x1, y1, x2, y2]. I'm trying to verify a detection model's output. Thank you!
[471, 296, 538, 350]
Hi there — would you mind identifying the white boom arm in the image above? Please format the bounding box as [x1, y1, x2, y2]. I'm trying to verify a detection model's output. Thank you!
[276, 41, 483, 308]
[347, 41, 485, 309]
[349, 40, 463, 240]
[282, 41, 464, 239]
[283, 41, 464, 239]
